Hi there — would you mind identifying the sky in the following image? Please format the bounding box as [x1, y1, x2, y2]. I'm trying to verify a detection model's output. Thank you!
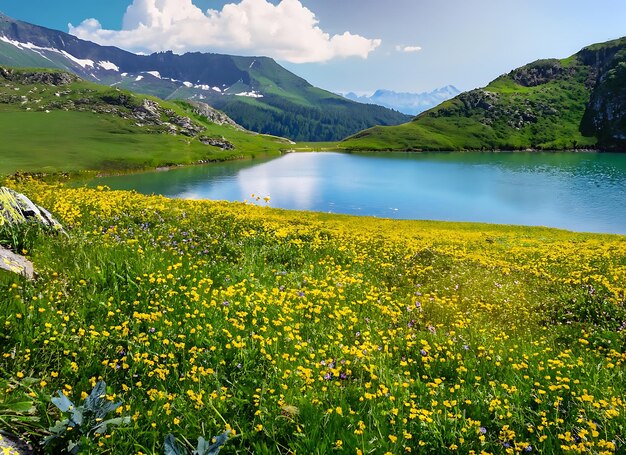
[1, 0, 626, 94]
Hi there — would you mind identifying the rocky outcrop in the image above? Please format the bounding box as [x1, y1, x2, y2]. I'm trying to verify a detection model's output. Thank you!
[427, 89, 558, 130]
[509, 59, 572, 87]
[579, 40, 626, 148]
[199, 136, 235, 150]
[0, 67, 77, 86]
[187, 101, 245, 130]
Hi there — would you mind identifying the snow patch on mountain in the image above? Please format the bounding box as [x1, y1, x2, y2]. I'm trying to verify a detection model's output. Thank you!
[235, 91, 263, 98]
[60, 51, 94, 68]
[97, 61, 119, 71]
[0, 35, 105, 70]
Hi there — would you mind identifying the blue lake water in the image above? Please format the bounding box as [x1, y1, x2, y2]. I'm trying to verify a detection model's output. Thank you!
[94, 151, 626, 234]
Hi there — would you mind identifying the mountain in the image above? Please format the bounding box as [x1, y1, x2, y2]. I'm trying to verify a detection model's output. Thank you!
[0, 65, 292, 175]
[342, 37, 626, 151]
[342, 86, 460, 115]
[0, 12, 411, 142]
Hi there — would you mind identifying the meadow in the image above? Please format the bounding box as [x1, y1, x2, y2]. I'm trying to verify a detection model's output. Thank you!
[0, 67, 291, 177]
[1, 176, 625, 454]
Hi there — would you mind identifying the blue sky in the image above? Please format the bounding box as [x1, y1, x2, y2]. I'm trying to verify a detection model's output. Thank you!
[2, 1, 626, 94]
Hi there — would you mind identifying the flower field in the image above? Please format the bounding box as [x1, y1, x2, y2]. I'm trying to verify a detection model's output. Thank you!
[1, 178, 625, 454]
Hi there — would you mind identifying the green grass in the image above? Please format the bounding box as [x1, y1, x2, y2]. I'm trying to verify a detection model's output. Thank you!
[0, 179, 625, 454]
[0, 68, 291, 177]
[342, 51, 603, 151]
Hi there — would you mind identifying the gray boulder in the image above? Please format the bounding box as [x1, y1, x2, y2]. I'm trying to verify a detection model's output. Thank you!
[0, 187, 64, 231]
[0, 187, 65, 279]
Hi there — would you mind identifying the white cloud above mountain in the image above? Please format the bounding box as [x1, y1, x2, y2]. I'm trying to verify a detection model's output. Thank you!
[68, 0, 381, 63]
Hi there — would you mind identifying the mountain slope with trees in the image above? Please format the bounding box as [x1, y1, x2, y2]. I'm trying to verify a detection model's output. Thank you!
[0, 12, 410, 142]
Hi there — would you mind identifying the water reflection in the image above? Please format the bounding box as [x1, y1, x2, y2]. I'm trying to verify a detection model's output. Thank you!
[94, 151, 626, 234]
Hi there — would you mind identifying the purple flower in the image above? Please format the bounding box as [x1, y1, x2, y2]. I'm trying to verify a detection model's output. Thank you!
[420, 349, 428, 356]
[324, 373, 332, 380]
[479, 427, 487, 434]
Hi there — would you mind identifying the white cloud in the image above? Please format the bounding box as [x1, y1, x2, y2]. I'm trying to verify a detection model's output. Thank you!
[396, 45, 422, 53]
[68, 0, 381, 63]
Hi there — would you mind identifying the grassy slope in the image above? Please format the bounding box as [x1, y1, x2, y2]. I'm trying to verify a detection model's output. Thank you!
[0, 67, 290, 177]
[341, 55, 599, 151]
[1, 179, 625, 454]
[0, 41, 66, 69]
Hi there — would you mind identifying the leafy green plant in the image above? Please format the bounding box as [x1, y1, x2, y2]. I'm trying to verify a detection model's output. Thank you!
[164, 430, 231, 455]
[0, 378, 40, 437]
[43, 381, 130, 454]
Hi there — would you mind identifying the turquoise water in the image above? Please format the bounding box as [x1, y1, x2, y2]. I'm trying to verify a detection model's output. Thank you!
[95, 151, 626, 234]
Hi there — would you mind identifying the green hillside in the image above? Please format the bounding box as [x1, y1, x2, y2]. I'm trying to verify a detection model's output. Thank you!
[342, 37, 626, 151]
[0, 66, 291, 176]
[0, 13, 411, 142]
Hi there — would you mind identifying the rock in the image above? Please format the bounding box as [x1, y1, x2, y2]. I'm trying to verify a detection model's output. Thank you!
[0, 187, 64, 231]
[0, 245, 35, 279]
[187, 100, 245, 130]
[170, 115, 205, 136]
[0, 187, 65, 280]
[0, 430, 34, 455]
[0, 66, 77, 86]
[199, 136, 235, 150]
[131, 99, 162, 125]
[509, 59, 571, 87]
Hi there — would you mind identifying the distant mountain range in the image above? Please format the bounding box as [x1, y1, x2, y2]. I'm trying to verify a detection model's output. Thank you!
[343, 37, 626, 151]
[0, 12, 411, 141]
[342, 86, 460, 115]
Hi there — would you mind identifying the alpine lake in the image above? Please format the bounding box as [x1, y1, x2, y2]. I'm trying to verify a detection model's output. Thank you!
[94, 151, 626, 235]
